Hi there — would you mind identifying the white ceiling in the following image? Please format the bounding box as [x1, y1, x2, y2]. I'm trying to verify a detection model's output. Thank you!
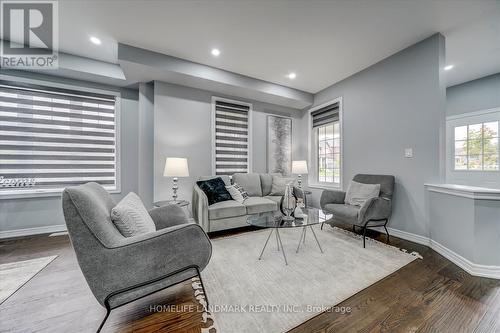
[23, 1, 500, 92]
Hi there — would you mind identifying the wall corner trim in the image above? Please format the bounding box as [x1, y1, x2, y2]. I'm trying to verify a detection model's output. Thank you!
[387, 227, 500, 279]
[425, 183, 500, 200]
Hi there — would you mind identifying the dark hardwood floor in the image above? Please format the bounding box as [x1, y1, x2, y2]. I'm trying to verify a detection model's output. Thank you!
[1, 225, 499, 333]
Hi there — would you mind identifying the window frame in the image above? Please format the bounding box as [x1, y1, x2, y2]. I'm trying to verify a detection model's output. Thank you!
[211, 96, 253, 175]
[446, 107, 500, 188]
[308, 97, 343, 190]
[0, 74, 121, 200]
[452, 121, 499, 172]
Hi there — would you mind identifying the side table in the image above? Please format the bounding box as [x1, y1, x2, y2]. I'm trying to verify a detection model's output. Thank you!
[153, 200, 191, 217]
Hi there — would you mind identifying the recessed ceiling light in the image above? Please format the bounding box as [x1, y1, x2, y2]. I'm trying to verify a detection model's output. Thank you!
[444, 65, 454, 71]
[211, 48, 220, 57]
[287, 72, 297, 79]
[90, 36, 101, 45]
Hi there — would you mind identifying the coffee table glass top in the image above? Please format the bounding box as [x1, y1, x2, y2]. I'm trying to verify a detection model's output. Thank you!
[247, 207, 332, 228]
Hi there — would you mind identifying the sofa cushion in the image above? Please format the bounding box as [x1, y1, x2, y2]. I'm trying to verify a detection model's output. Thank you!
[196, 177, 232, 205]
[269, 175, 295, 196]
[323, 203, 360, 224]
[232, 173, 262, 197]
[111, 192, 156, 237]
[208, 200, 247, 220]
[260, 173, 281, 196]
[264, 195, 282, 205]
[244, 197, 277, 215]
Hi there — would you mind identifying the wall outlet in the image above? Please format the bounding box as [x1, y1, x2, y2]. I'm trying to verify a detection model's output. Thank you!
[404, 148, 413, 158]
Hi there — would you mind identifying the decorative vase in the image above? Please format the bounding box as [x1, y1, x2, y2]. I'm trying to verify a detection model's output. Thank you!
[280, 183, 296, 221]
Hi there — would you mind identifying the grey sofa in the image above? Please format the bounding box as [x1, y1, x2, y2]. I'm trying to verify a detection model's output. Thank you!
[62, 182, 212, 332]
[320, 174, 395, 247]
[193, 173, 303, 232]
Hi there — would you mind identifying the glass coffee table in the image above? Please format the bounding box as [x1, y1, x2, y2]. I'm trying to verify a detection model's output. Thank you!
[247, 207, 332, 265]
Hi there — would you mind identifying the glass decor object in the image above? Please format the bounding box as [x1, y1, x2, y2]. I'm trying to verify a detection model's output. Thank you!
[280, 183, 296, 221]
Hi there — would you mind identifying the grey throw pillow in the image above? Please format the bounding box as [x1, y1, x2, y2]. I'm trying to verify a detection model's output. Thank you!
[344, 180, 381, 206]
[111, 192, 156, 237]
[269, 175, 295, 196]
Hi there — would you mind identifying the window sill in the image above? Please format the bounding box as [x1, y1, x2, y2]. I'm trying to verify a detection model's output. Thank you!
[0, 188, 121, 200]
[308, 183, 342, 191]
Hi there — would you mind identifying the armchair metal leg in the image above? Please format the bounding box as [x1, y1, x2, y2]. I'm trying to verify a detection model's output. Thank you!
[321, 222, 324, 230]
[96, 306, 111, 333]
[363, 226, 367, 248]
[383, 220, 390, 244]
[97, 265, 207, 333]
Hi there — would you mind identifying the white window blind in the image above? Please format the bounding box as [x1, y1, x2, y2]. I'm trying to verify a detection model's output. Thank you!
[0, 81, 118, 196]
[213, 99, 251, 175]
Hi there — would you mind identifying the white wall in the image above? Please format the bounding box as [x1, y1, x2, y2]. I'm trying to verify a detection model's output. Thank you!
[298, 34, 446, 238]
[153, 82, 303, 206]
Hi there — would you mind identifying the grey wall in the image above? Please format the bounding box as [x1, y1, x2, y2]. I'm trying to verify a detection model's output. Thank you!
[301, 34, 446, 237]
[447, 73, 500, 116]
[153, 81, 302, 206]
[428, 190, 500, 266]
[0, 71, 140, 235]
[138, 82, 155, 209]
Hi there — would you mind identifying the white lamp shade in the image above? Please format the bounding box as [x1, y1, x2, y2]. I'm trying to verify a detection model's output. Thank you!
[292, 160, 308, 174]
[164, 158, 189, 177]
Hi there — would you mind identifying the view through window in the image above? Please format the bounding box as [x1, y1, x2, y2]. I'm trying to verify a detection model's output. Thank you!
[454, 121, 499, 171]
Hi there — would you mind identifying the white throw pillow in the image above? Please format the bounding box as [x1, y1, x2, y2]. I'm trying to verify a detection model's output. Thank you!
[269, 175, 295, 196]
[111, 192, 156, 237]
[344, 180, 381, 206]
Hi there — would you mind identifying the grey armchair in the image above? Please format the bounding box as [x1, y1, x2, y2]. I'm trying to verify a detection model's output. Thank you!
[62, 182, 212, 332]
[320, 174, 395, 248]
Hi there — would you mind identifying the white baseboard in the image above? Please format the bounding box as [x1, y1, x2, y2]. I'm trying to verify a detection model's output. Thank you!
[387, 227, 431, 246]
[0, 225, 67, 240]
[385, 227, 500, 279]
[429, 239, 500, 279]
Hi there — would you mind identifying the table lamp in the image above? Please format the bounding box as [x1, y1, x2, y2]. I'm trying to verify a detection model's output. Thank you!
[163, 157, 189, 203]
[292, 160, 308, 189]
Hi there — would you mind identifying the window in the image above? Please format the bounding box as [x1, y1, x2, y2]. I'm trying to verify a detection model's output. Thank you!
[212, 97, 252, 175]
[453, 121, 499, 171]
[309, 99, 342, 187]
[0, 81, 119, 197]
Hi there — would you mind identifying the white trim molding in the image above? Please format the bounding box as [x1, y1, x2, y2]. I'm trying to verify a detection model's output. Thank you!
[387, 227, 431, 246]
[385, 227, 500, 279]
[430, 239, 500, 279]
[425, 183, 500, 200]
[0, 224, 67, 240]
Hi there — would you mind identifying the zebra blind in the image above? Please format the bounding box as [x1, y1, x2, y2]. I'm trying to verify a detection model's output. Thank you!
[0, 81, 118, 196]
[311, 102, 339, 128]
[214, 99, 251, 175]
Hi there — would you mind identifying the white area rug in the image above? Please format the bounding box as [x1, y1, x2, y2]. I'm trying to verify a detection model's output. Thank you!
[0, 256, 57, 305]
[199, 226, 420, 333]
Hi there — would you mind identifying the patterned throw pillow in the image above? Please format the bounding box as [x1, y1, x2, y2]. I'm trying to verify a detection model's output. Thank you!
[234, 183, 249, 200]
[226, 185, 245, 203]
[196, 177, 232, 205]
[111, 192, 156, 237]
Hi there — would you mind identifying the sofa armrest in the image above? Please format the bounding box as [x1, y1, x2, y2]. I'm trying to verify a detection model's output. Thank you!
[148, 204, 188, 230]
[100, 223, 212, 305]
[320, 189, 346, 208]
[192, 184, 210, 232]
[358, 197, 392, 224]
